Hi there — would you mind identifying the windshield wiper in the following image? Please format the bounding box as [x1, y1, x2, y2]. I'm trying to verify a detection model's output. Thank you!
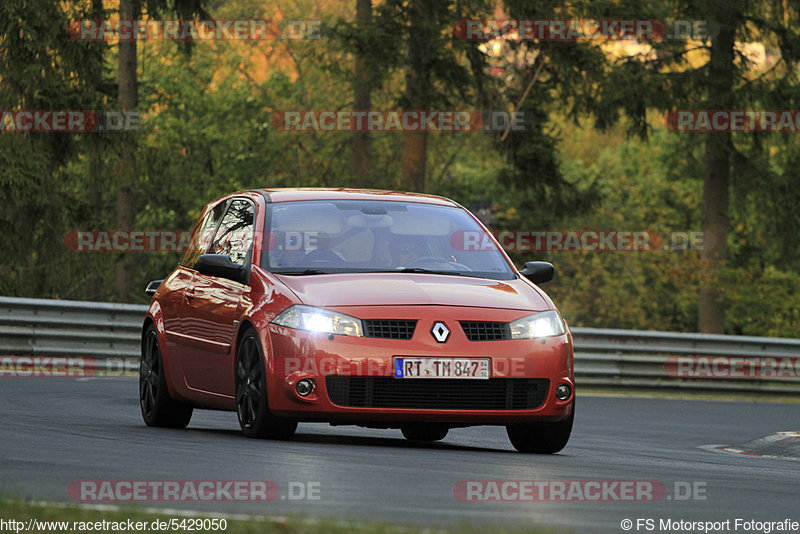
[396, 267, 462, 276]
[273, 268, 329, 275]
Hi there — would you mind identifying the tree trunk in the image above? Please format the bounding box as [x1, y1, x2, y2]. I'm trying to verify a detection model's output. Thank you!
[352, 0, 372, 186]
[88, 0, 105, 301]
[115, 0, 140, 302]
[698, 16, 735, 333]
[401, 0, 433, 192]
[88, 140, 104, 300]
[401, 130, 427, 192]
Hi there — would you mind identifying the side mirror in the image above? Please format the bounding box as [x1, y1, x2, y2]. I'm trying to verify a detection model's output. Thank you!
[195, 254, 249, 284]
[520, 261, 554, 284]
[145, 279, 164, 296]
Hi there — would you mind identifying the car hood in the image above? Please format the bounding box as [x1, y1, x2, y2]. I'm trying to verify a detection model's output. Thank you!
[273, 273, 549, 310]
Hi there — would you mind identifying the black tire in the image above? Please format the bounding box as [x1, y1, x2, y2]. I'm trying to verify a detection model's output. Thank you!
[401, 424, 449, 442]
[235, 328, 297, 440]
[140, 325, 193, 428]
[506, 401, 574, 454]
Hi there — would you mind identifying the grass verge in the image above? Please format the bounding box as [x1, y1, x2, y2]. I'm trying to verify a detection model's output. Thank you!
[0, 497, 561, 534]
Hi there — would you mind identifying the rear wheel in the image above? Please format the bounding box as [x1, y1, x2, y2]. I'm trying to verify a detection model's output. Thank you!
[401, 424, 449, 442]
[506, 401, 574, 454]
[140, 325, 193, 428]
[235, 328, 297, 440]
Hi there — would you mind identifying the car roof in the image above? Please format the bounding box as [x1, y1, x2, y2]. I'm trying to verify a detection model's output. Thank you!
[253, 188, 458, 206]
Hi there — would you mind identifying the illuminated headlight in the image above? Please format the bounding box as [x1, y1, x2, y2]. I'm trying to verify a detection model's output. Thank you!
[509, 310, 566, 339]
[272, 305, 363, 336]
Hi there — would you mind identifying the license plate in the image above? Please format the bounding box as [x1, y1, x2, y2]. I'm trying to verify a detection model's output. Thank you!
[393, 358, 490, 379]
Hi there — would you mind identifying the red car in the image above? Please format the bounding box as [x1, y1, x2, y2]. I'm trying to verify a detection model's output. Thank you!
[140, 188, 574, 453]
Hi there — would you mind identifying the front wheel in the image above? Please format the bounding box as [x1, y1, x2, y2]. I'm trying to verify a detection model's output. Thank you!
[506, 401, 574, 454]
[140, 325, 193, 428]
[235, 328, 297, 440]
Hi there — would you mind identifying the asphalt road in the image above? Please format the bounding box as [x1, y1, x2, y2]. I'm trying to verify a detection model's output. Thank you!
[1, 377, 799, 533]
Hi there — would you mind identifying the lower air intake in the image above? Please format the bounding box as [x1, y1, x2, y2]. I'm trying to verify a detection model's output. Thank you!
[325, 376, 549, 410]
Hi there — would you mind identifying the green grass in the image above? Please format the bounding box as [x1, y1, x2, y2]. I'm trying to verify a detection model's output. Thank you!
[0, 497, 562, 534]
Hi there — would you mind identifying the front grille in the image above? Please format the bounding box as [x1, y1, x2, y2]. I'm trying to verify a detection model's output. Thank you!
[460, 321, 511, 341]
[363, 319, 417, 340]
[325, 376, 549, 410]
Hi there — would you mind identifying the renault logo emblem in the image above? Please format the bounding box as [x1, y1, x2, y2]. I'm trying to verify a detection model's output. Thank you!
[431, 322, 450, 343]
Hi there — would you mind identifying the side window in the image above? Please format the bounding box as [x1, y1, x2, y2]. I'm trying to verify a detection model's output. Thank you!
[210, 199, 255, 266]
[180, 201, 228, 268]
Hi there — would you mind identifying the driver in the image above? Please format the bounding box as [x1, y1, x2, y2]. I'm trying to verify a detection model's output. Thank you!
[300, 232, 345, 265]
[390, 235, 429, 267]
[268, 230, 305, 268]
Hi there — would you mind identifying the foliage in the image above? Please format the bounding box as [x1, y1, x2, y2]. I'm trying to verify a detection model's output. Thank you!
[1, 0, 799, 337]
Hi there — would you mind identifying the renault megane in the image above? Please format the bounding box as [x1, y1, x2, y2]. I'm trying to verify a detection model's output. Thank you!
[140, 188, 574, 453]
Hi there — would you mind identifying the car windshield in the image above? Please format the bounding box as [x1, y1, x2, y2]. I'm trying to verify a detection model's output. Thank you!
[265, 200, 515, 280]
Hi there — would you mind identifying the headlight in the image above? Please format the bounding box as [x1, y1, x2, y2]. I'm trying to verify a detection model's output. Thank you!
[272, 305, 363, 336]
[509, 310, 566, 339]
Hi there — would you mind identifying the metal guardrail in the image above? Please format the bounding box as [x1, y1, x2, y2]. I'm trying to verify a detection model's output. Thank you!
[574, 327, 800, 394]
[0, 296, 144, 359]
[1, 296, 799, 395]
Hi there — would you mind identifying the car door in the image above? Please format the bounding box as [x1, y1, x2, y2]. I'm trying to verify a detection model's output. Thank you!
[162, 200, 228, 367]
[180, 198, 256, 397]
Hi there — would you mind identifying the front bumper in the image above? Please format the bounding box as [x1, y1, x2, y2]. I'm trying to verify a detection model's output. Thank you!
[264, 306, 574, 425]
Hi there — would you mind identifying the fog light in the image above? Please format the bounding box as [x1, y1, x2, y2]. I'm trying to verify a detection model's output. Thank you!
[555, 383, 571, 401]
[296, 379, 314, 397]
